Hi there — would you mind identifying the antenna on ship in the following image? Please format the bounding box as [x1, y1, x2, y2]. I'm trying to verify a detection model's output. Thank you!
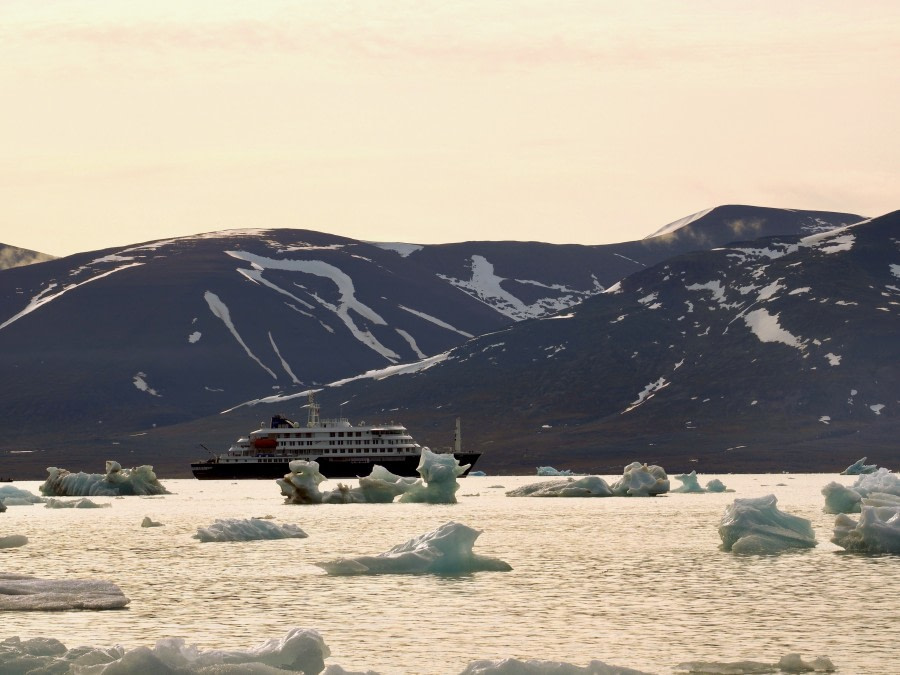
[307, 391, 320, 427]
[454, 417, 462, 454]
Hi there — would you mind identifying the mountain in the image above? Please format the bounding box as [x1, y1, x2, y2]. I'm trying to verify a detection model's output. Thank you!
[0, 243, 54, 270]
[0, 206, 873, 477]
[165, 210, 898, 477]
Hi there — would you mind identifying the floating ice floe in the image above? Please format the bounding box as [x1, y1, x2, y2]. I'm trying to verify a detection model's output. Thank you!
[40, 461, 170, 497]
[0, 535, 27, 549]
[461, 657, 651, 674]
[719, 495, 817, 554]
[536, 466, 576, 476]
[840, 457, 879, 475]
[0, 627, 330, 673]
[44, 497, 110, 509]
[0, 484, 45, 506]
[278, 449, 466, 505]
[671, 470, 732, 494]
[674, 653, 835, 673]
[0, 574, 130, 611]
[507, 462, 669, 498]
[141, 516, 163, 527]
[316, 521, 511, 576]
[193, 518, 309, 542]
[822, 468, 900, 514]
[831, 501, 900, 554]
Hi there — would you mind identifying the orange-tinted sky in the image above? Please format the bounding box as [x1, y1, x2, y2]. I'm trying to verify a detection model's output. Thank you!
[2, 1, 897, 257]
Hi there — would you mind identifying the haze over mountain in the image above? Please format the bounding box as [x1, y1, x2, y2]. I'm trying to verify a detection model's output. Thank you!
[2, 205, 888, 478]
[0, 243, 54, 270]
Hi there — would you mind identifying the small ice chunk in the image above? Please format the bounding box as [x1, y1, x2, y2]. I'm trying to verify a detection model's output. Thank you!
[672, 470, 705, 493]
[141, 516, 163, 527]
[193, 518, 308, 542]
[0, 628, 330, 673]
[719, 495, 817, 553]
[536, 466, 575, 476]
[0, 485, 45, 506]
[40, 461, 170, 497]
[0, 574, 130, 611]
[822, 468, 900, 513]
[0, 535, 28, 549]
[705, 479, 731, 493]
[316, 521, 511, 576]
[399, 449, 469, 504]
[841, 457, 878, 475]
[506, 476, 613, 498]
[831, 502, 900, 554]
[611, 462, 669, 496]
[461, 657, 652, 674]
[44, 497, 110, 509]
[674, 653, 835, 673]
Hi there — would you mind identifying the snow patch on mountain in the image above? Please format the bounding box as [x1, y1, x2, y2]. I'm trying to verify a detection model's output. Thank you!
[373, 242, 424, 257]
[269, 333, 301, 384]
[188, 331, 201, 343]
[204, 291, 277, 379]
[644, 207, 714, 239]
[623, 377, 670, 413]
[329, 352, 451, 387]
[226, 251, 401, 362]
[438, 255, 588, 320]
[0, 263, 143, 332]
[891, 264, 900, 279]
[133, 372, 160, 397]
[825, 353, 841, 366]
[743, 309, 806, 350]
[395, 329, 427, 359]
[398, 305, 474, 338]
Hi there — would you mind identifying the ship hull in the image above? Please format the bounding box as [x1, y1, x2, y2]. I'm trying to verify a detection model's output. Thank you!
[191, 452, 482, 480]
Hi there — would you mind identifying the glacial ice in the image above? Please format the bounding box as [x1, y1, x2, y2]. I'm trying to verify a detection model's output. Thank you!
[316, 521, 512, 575]
[0, 535, 27, 549]
[718, 495, 817, 553]
[840, 457, 878, 475]
[822, 468, 900, 514]
[831, 501, 900, 554]
[193, 517, 309, 542]
[44, 497, 110, 509]
[278, 449, 466, 505]
[672, 472, 733, 493]
[40, 461, 170, 497]
[536, 466, 575, 476]
[0, 574, 130, 611]
[0, 627, 330, 673]
[141, 516, 163, 527]
[674, 653, 835, 673]
[0, 484, 45, 506]
[507, 462, 669, 498]
[460, 657, 651, 674]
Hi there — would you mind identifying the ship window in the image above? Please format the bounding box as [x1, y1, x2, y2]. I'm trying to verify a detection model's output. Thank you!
[330, 432, 335, 437]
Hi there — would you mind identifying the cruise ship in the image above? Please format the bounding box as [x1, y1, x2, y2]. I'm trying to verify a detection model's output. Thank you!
[191, 393, 480, 479]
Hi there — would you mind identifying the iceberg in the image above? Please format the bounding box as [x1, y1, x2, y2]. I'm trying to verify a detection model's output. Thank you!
[841, 457, 879, 475]
[461, 657, 651, 674]
[40, 461, 170, 497]
[141, 516, 163, 527]
[822, 468, 900, 514]
[316, 521, 512, 576]
[398, 449, 469, 504]
[506, 476, 614, 498]
[507, 462, 668, 498]
[718, 495, 817, 554]
[0, 628, 330, 673]
[674, 653, 835, 673]
[0, 535, 27, 549]
[0, 484, 45, 506]
[671, 471, 732, 494]
[193, 518, 309, 542]
[44, 497, 110, 509]
[536, 466, 575, 476]
[831, 501, 900, 554]
[0, 574, 130, 611]
[278, 450, 466, 505]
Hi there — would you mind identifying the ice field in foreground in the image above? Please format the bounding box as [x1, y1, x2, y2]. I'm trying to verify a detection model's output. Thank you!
[0, 574, 130, 611]
[316, 521, 512, 575]
[40, 461, 170, 497]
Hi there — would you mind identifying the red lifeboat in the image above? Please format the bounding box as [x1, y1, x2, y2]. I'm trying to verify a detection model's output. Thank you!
[253, 437, 277, 450]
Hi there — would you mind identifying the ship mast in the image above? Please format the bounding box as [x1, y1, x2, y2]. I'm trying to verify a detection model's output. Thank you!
[307, 391, 320, 427]
[454, 417, 461, 453]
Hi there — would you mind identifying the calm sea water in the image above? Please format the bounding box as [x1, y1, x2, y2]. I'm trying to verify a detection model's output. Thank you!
[2, 474, 897, 674]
